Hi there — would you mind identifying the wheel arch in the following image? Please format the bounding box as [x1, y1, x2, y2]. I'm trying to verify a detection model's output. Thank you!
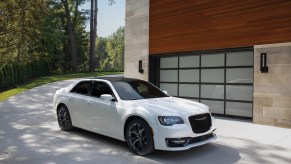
[123, 115, 153, 141]
[56, 102, 74, 124]
[57, 103, 67, 112]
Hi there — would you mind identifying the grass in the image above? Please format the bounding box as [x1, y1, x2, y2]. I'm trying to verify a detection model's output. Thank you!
[0, 72, 123, 102]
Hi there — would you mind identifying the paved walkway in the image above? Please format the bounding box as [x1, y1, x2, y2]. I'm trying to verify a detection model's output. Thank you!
[1, 79, 291, 164]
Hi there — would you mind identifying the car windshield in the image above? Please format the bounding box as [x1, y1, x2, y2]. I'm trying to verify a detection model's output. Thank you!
[112, 80, 169, 100]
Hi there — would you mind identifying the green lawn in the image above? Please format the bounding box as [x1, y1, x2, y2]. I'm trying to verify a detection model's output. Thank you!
[0, 72, 123, 102]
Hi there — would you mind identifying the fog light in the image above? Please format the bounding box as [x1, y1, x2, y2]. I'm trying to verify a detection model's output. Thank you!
[165, 137, 190, 147]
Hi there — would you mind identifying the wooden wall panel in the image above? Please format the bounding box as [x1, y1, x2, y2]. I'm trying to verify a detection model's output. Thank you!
[149, 0, 291, 54]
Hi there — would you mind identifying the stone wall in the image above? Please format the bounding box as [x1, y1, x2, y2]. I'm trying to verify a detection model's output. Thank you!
[124, 0, 149, 81]
[253, 42, 291, 128]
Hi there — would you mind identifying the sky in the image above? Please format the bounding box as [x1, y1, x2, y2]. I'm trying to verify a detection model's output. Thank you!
[80, 0, 125, 37]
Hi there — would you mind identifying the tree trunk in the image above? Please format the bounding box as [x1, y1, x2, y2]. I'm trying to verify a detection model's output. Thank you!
[89, 0, 94, 72]
[62, 0, 78, 73]
[93, 0, 98, 69]
[73, 0, 79, 28]
[17, 0, 25, 62]
[89, 0, 98, 72]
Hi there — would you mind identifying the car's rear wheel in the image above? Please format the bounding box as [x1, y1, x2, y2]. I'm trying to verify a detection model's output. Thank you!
[57, 105, 73, 131]
[126, 118, 154, 155]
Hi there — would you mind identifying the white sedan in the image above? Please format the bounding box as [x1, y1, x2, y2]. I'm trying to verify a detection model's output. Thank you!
[53, 77, 217, 155]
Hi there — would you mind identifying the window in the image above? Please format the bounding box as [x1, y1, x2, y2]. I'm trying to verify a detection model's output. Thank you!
[70, 81, 92, 95]
[91, 82, 113, 98]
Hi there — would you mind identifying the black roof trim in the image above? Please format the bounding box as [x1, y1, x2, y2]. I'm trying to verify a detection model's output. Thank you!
[90, 77, 142, 83]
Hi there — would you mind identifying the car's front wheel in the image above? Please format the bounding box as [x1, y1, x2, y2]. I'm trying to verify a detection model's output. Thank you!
[57, 105, 73, 131]
[126, 118, 154, 155]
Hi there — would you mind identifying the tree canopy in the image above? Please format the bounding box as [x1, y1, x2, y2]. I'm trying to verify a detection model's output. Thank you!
[0, 0, 124, 73]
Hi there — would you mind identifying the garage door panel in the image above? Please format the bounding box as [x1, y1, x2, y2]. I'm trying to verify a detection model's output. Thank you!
[158, 49, 254, 118]
[226, 68, 253, 83]
[201, 69, 224, 83]
[227, 51, 253, 66]
[160, 83, 177, 96]
[226, 85, 253, 101]
[201, 53, 224, 67]
[201, 100, 224, 114]
[201, 85, 224, 99]
[179, 84, 199, 97]
[225, 102, 253, 117]
[179, 69, 199, 82]
[179, 56, 199, 68]
[160, 57, 178, 68]
[160, 70, 178, 82]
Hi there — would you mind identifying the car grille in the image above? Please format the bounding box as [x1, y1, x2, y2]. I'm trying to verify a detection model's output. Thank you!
[189, 113, 212, 133]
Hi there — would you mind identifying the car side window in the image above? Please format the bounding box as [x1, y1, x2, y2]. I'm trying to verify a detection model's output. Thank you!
[91, 82, 113, 98]
[70, 81, 92, 95]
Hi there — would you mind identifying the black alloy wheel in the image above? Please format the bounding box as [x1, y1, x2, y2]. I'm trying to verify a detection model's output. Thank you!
[57, 105, 73, 131]
[126, 118, 154, 155]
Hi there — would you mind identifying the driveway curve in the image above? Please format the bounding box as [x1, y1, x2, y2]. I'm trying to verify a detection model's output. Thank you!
[1, 77, 291, 164]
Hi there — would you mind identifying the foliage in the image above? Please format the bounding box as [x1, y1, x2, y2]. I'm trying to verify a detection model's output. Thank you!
[0, 71, 123, 102]
[106, 26, 124, 70]
[0, 61, 49, 91]
[0, 0, 124, 90]
[95, 27, 125, 71]
[0, 0, 47, 63]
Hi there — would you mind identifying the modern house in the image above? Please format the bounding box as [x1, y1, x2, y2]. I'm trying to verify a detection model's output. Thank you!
[124, 0, 291, 128]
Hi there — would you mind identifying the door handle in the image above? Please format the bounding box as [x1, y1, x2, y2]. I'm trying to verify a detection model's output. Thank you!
[68, 97, 72, 101]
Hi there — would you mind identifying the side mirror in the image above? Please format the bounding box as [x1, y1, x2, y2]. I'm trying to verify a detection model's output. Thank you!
[100, 94, 114, 101]
[163, 91, 168, 95]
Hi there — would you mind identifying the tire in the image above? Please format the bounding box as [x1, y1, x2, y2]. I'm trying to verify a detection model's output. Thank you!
[57, 105, 73, 131]
[126, 118, 154, 155]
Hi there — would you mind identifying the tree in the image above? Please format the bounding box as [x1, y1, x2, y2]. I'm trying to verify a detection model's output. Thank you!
[61, 0, 79, 73]
[0, 0, 47, 64]
[89, 0, 97, 72]
[0, 0, 124, 86]
[95, 37, 108, 70]
[107, 26, 124, 70]
[89, 0, 116, 72]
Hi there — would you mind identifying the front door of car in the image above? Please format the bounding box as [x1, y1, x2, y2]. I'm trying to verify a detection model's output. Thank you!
[67, 80, 93, 127]
[88, 81, 117, 136]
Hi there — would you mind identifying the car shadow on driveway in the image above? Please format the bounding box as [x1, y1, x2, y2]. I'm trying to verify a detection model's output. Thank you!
[69, 127, 129, 151]
[68, 127, 241, 164]
[147, 143, 241, 164]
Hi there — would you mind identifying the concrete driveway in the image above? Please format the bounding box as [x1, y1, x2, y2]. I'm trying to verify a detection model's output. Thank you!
[1, 79, 291, 164]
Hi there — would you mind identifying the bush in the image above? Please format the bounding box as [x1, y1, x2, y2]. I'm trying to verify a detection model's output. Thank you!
[0, 70, 4, 90]
[95, 68, 124, 72]
[0, 61, 50, 91]
[10, 65, 15, 86]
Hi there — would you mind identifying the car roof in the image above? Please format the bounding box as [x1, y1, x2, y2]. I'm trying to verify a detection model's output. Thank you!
[88, 77, 142, 83]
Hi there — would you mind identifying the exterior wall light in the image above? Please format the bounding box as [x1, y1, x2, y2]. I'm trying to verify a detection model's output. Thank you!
[139, 60, 144, 73]
[260, 53, 268, 73]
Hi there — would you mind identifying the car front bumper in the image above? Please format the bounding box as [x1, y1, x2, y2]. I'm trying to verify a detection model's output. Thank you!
[152, 116, 217, 151]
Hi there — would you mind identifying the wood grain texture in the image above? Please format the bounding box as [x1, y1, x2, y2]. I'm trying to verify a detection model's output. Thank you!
[149, 0, 291, 54]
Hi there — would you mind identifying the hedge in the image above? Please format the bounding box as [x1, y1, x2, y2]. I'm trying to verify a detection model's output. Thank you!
[0, 61, 50, 91]
[95, 68, 124, 72]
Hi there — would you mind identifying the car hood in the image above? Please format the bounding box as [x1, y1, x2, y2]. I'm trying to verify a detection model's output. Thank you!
[129, 97, 209, 116]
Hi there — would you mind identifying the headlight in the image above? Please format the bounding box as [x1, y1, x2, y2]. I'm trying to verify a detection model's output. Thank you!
[158, 116, 184, 126]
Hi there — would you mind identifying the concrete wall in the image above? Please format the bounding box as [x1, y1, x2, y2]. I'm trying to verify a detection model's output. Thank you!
[253, 42, 291, 128]
[124, 0, 149, 81]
